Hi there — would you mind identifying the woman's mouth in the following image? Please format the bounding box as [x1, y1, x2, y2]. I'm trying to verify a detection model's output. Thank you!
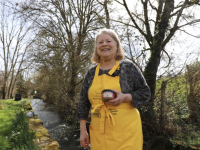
[101, 49, 110, 51]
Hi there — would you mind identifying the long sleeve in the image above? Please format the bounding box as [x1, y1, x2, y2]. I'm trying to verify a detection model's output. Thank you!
[76, 66, 96, 120]
[76, 70, 92, 120]
[120, 61, 151, 108]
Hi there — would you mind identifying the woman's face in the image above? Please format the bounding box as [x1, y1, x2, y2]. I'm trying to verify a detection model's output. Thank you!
[96, 33, 118, 61]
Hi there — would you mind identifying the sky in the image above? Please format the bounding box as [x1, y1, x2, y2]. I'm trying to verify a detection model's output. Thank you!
[111, 0, 200, 75]
[0, 0, 200, 77]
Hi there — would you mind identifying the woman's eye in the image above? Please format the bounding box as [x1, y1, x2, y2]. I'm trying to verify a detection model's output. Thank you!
[107, 41, 111, 42]
[99, 42, 103, 44]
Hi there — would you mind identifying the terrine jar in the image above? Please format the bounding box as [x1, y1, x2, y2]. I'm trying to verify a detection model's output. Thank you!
[101, 89, 116, 102]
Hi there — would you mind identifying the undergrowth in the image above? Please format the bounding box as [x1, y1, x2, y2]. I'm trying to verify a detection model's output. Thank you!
[0, 99, 38, 150]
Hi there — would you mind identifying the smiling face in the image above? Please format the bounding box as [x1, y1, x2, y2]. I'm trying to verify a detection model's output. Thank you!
[96, 33, 118, 61]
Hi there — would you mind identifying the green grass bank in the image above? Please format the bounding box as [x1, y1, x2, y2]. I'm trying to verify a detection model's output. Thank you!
[0, 99, 60, 150]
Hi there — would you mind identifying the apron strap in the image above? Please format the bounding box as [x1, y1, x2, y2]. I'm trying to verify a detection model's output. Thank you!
[95, 63, 101, 77]
[92, 104, 115, 133]
[95, 60, 119, 77]
[108, 60, 119, 76]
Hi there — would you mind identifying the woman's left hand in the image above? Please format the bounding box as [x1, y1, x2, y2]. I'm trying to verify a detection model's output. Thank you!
[105, 90, 133, 106]
[105, 90, 125, 106]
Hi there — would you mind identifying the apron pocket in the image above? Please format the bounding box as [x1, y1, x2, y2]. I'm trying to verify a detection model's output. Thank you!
[105, 127, 135, 150]
[90, 125, 142, 150]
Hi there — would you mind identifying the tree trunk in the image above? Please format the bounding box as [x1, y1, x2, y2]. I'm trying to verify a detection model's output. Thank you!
[2, 76, 8, 99]
[2, 83, 6, 99]
[104, 0, 110, 29]
[68, 52, 78, 101]
[143, 0, 174, 114]
[143, 47, 161, 113]
[160, 80, 167, 129]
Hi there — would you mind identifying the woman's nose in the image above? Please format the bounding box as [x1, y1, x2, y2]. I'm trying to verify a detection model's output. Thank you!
[102, 41, 107, 45]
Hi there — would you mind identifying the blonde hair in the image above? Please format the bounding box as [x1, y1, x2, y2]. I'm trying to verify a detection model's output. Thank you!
[91, 28, 125, 63]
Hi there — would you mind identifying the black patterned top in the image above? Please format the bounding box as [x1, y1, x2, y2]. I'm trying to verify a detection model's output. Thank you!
[76, 60, 151, 120]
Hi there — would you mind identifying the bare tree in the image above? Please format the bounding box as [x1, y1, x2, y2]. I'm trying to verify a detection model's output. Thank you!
[0, 0, 35, 99]
[96, 0, 113, 28]
[114, 0, 200, 113]
[14, 0, 104, 104]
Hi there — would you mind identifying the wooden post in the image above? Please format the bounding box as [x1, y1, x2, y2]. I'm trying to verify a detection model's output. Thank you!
[160, 80, 167, 129]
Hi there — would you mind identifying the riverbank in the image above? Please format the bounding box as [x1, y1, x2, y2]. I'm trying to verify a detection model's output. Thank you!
[29, 99, 85, 150]
[0, 99, 60, 150]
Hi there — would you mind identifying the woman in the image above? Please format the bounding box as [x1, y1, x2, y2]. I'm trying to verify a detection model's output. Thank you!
[76, 28, 151, 150]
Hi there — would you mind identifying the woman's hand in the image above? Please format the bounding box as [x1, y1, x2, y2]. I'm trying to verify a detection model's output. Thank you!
[105, 90, 133, 106]
[79, 130, 89, 148]
[79, 120, 89, 148]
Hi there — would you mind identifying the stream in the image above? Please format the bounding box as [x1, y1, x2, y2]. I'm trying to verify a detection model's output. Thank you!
[29, 99, 89, 150]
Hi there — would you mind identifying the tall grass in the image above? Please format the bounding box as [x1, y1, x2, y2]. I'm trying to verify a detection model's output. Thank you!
[0, 100, 19, 149]
[8, 110, 38, 150]
[0, 99, 38, 150]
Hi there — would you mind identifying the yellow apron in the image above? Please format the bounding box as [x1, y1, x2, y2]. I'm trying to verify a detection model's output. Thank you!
[88, 61, 143, 150]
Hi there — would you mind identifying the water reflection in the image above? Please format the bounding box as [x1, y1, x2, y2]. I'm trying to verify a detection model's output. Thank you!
[30, 99, 89, 150]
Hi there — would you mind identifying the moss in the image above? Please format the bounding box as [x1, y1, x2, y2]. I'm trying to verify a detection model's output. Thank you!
[28, 118, 43, 126]
[46, 141, 60, 150]
[23, 103, 32, 110]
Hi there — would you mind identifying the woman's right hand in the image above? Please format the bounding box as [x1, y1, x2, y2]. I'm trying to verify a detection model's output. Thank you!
[79, 120, 89, 148]
[79, 130, 89, 148]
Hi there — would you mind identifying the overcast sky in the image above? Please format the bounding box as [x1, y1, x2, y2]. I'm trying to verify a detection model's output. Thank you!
[111, 0, 200, 75]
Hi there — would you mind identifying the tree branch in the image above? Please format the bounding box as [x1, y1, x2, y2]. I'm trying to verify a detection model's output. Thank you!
[179, 19, 200, 28]
[114, 0, 124, 5]
[122, 0, 151, 46]
[110, 18, 136, 28]
[142, 0, 153, 46]
[179, 28, 200, 38]
[162, 0, 187, 48]
[162, 48, 171, 68]
[154, 0, 164, 33]
[149, 0, 158, 11]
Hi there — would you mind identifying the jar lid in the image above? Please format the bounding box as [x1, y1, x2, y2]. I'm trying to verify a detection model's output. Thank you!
[101, 89, 115, 94]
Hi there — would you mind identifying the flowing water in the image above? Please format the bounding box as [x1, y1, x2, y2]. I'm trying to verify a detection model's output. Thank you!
[29, 99, 88, 150]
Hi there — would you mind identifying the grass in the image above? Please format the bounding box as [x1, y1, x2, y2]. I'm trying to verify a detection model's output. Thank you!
[0, 99, 38, 150]
[0, 99, 21, 149]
